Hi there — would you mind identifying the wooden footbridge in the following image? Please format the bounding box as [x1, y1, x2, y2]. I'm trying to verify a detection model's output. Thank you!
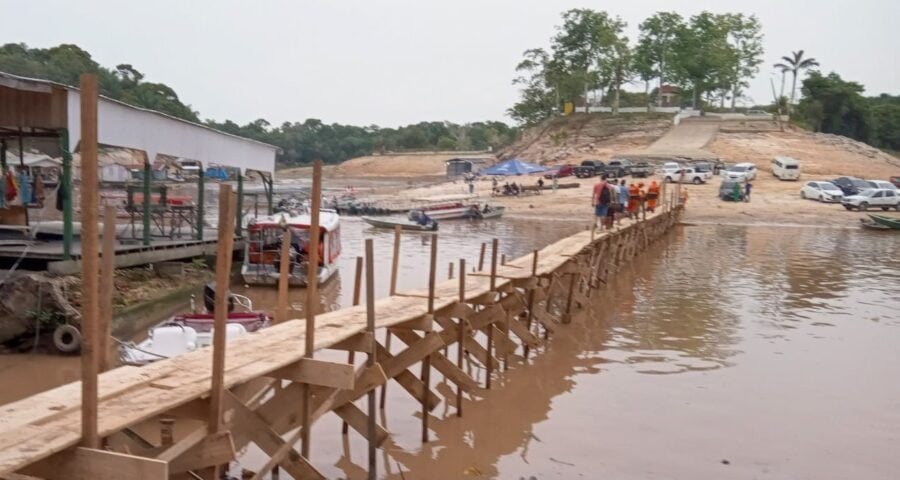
[0, 74, 684, 479]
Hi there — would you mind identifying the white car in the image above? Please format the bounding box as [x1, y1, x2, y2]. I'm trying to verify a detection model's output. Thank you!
[841, 188, 900, 211]
[661, 162, 682, 177]
[800, 181, 843, 203]
[723, 162, 757, 181]
[664, 167, 712, 184]
[867, 180, 899, 192]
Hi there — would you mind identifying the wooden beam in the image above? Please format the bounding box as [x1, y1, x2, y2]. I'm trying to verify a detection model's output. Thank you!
[457, 258, 466, 417]
[22, 447, 167, 480]
[98, 205, 116, 372]
[168, 432, 234, 475]
[225, 392, 324, 480]
[363, 239, 378, 480]
[302, 159, 323, 458]
[78, 73, 101, 449]
[267, 358, 355, 390]
[390, 329, 479, 392]
[389, 225, 401, 295]
[332, 403, 389, 447]
[329, 332, 374, 353]
[208, 184, 235, 433]
[276, 228, 291, 323]
[389, 314, 433, 332]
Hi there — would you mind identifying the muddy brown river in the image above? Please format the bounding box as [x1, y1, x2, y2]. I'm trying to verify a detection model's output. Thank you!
[1, 222, 898, 479]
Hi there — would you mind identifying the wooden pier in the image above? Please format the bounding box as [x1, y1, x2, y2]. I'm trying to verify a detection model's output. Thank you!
[0, 72, 685, 480]
[0, 205, 681, 479]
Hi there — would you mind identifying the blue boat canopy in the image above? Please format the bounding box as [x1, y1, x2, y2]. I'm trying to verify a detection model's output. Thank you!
[482, 158, 548, 176]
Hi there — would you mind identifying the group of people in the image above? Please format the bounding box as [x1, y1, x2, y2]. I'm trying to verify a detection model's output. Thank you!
[591, 175, 662, 230]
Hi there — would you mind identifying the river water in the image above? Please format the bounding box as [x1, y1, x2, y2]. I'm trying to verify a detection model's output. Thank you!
[1, 221, 898, 479]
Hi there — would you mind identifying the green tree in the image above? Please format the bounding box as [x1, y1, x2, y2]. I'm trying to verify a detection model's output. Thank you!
[774, 50, 819, 115]
[722, 14, 764, 110]
[798, 71, 871, 141]
[635, 12, 684, 106]
[670, 13, 735, 108]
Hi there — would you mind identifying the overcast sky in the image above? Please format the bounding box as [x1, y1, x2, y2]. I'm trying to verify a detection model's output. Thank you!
[8, 0, 898, 127]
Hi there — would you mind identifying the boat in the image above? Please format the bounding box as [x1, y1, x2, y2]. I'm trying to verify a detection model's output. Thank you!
[119, 284, 271, 365]
[408, 202, 504, 222]
[241, 209, 341, 286]
[362, 216, 438, 231]
[864, 214, 900, 230]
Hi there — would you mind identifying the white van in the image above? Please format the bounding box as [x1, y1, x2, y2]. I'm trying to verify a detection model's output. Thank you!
[772, 156, 800, 181]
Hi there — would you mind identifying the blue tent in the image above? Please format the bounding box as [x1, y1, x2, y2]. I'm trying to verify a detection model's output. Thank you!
[482, 158, 548, 176]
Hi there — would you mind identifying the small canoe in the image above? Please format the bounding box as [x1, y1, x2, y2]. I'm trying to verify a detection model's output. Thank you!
[363, 216, 438, 231]
[868, 214, 900, 230]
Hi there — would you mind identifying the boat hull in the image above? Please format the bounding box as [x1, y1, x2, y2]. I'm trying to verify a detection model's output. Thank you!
[240, 263, 337, 286]
[868, 214, 900, 230]
[362, 216, 438, 231]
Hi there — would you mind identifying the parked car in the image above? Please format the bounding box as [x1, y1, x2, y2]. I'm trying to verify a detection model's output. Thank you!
[800, 181, 843, 202]
[841, 188, 900, 211]
[607, 158, 634, 176]
[543, 164, 576, 179]
[747, 109, 769, 116]
[630, 162, 654, 178]
[830, 176, 872, 196]
[661, 162, 682, 177]
[665, 167, 711, 184]
[772, 156, 801, 181]
[719, 180, 744, 201]
[890, 176, 900, 188]
[723, 162, 757, 181]
[867, 180, 898, 192]
[574, 160, 605, 178]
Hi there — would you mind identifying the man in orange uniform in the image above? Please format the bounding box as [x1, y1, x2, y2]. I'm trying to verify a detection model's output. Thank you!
[627, 183, 641, 218]
[647, 180, 660, 212]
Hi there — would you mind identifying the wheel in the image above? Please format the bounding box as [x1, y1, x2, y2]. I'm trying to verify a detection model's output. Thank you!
[53, 324, 81, 354]
[859, 202, 869, 211]
[692, 177, 702, 185]
[843, 205, 852, 210]
[664, 177, 672, 183]
[882, 206, 890, 211]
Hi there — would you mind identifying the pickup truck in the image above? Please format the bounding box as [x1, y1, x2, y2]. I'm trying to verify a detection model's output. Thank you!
[574, 160, 606, 178]
[664, 167, 713, 184]
[607, 159, 633, 176]
[630, 162, 653, 178]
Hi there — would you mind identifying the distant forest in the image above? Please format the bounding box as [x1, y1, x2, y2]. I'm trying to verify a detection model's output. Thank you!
[0, 43, 518, 166]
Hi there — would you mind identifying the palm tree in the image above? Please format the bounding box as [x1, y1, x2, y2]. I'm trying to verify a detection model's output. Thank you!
[774, 50, 819, 115]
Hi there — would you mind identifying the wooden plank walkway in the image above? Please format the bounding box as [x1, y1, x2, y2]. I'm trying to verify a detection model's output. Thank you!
[0, 206, 682, 478]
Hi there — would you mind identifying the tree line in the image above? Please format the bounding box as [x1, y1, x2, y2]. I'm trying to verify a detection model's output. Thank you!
[510, 9, 764, 124]
[0, 43, 518, 166]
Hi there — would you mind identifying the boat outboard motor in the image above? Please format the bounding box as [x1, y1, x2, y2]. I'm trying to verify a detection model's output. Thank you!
[203, 282, 235, 314]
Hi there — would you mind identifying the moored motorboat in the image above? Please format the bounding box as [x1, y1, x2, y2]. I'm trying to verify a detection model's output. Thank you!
[119, 284, 271, 365]
[242, 209, 341, 286]
[363, 216, 438, 231]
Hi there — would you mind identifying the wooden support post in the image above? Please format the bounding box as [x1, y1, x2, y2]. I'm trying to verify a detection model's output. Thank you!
[524, 250, 539, 359]
[343, 256, 364, 435]
[276, 229, 291, 323]
[364, 239, 377, 479]
[302, 159, 323, 458]
[78, 73, 100, 449]
[422, 234, 438, 443]
[563, 273, 577, 324]
[478, 242, 486, 271]
[381, 225, 401, 409]
[207, 183, 235, 478]
[390, 225, 401, 295]
[501, 253, 506, 265]
[457, 258, 466, 417]
[448, 261, 454, 280]
[99, 205, 116, 372]
[486, 238, 498, 389]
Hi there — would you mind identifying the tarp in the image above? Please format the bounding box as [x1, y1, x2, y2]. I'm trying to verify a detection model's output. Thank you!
[482, 158, 548, 176]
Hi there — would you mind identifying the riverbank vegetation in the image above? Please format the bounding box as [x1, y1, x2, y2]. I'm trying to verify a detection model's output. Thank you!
[0, 43, 518, 167]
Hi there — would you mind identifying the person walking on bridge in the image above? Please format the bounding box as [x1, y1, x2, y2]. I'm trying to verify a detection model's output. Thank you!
[592, 174, 612, 230]
[627, 183, 641, 219]
[647, 180, 660, 213]
[617, 179, 629, 226]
